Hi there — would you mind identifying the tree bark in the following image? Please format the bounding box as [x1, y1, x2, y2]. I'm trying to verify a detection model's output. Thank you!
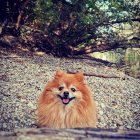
[0, 128, 140, 140]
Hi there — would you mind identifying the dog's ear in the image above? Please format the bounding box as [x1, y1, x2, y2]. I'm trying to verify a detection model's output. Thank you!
[55, 70, 64, 79]
[75, 72, 84, 82]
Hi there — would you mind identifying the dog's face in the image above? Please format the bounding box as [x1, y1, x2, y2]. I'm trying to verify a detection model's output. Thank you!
[54, 82, 82, 105]
[47, 70, 87, 105]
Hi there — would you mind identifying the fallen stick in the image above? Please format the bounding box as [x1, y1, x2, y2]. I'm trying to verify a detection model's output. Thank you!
[0, 56, 21, 58]
[67, 70, 124, 79]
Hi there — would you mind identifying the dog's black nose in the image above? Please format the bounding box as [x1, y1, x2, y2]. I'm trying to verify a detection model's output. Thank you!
[63, 91, 69, 98]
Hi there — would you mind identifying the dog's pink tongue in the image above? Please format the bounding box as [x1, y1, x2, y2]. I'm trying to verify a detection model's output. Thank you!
[62, 99, 69, 104]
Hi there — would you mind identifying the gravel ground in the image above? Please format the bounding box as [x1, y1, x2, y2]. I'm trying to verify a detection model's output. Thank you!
[0, 47, 140, 131]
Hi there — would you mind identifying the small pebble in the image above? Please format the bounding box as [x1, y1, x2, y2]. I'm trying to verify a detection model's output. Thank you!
[3, 123, 7, 128]
[27, 102, 36, 110]
[99, 110, 104, 115]
[100, 103, 105, 108]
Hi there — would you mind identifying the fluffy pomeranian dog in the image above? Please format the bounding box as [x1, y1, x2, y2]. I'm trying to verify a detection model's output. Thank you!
[37, 70, 97, 128]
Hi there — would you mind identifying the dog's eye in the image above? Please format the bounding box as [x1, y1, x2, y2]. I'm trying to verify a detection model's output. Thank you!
[71, 88, 76, 92]
[58, 86, 64, 91]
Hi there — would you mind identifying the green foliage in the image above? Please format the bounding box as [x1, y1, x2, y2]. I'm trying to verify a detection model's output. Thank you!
[0, 0, 139, 56]
[33, 0, 54, 21]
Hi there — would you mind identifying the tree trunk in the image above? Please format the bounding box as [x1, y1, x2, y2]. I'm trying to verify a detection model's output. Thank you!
[15, 0, 29, 30]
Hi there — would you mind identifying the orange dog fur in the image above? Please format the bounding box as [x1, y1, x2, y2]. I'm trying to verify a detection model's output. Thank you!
[37, 70, 97, 128]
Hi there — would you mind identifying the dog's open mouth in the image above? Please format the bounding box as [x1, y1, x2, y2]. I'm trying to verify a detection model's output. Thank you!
[58, 95, 75, 105]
